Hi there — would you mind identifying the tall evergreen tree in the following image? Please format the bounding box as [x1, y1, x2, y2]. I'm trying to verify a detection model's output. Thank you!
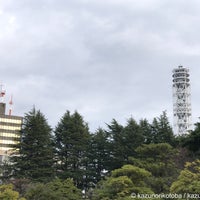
[122, 118, 144, 159]
[106, 119, 124, 170]
[87, 128, 111, 184]
[181, 122, 200, 156]
[150, 111, 175, 145]
[139, 118, 152, 144]
[10, 108, 55, 183]
[150, 117, 160, 143]
[106, 118, 144, 171]
[54, 110, 90, 189]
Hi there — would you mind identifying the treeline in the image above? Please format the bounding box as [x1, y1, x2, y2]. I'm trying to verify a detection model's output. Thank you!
[1, 108, 200, 199]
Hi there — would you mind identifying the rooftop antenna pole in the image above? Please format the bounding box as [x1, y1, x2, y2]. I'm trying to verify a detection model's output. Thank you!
[9, 95, 13, 116]
[0, 83, 6, 103]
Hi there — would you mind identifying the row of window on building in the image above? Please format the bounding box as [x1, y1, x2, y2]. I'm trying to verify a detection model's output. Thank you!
[0, 103, 22, 161]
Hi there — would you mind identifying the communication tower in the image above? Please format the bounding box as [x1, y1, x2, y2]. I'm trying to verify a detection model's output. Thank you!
[172, 66, 192, 135]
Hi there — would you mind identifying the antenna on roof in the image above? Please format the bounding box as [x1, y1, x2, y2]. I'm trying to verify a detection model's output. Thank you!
[9, 95, 13, 116]
[0, 83, 6, 103]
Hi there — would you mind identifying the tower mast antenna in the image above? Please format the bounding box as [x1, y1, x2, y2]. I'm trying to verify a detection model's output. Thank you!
[9, 95, 13, 116]
[0, 83, 6, 103]
[172, 66, 192, 135]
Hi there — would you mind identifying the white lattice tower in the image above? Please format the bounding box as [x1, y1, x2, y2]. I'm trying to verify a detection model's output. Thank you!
[172, 66, 192, 135]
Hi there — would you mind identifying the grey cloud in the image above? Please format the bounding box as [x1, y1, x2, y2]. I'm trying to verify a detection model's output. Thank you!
[0, 0, 200, 131]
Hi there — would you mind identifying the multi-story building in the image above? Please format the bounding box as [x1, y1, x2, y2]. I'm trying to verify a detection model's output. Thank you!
[0, 102, 23, 162]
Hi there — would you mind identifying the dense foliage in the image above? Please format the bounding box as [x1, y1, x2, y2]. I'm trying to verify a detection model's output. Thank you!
[1, 108, 200, 199]
[0, 184, 25, 200]
[170, 159, 200, 194]
[9, 108, 55, 183]
[24, 178, 82, 200]
[54, 110, 91, 189]
[130, 143, 179, 193]
[93, 164, 153, 200]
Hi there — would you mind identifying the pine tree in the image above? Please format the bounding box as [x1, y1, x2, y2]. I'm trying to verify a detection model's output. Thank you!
[131, 143, 178, 193]
[106, 119, 124, 170]
[122, 118, 144, 158]
[150, 111, 175, 145]
[87, 128, 111, 184]
[157, 111, 175, 145]
[170, 159, 200, 194]
[54, 110, 90, 189]
[106, 118, 144, 171]
[24, 179, 82, 200]
[139, 118, 152, 144]
[10, 108, 55, 183]
[182, 122, 200, 155]
[93, 164, 153, 200]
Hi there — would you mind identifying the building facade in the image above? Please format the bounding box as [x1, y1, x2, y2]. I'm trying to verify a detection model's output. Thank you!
[0, 102, 22, 162]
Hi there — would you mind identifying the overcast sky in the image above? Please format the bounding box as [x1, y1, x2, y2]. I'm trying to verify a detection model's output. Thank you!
[0, 0, 200, 132]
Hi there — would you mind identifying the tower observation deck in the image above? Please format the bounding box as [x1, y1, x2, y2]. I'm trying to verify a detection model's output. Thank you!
[172, 66, 192, 135]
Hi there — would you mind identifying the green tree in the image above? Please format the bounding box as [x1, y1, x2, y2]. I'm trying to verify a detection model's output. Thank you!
[54, 110, 90, 189]
[87, 128, 111, 184]
[150, 111, 175, 145]
[25, 178, 81, 200]
[170, 159, 200, 196]
[0, 159, 13, 183]
[122, 118, 144, 159]
[130, 143, 178, 193]
[0, 184, 25, 200]
[10, 108, 55, 183]
[92, 165, 153, 200]
[106, 118, 143, 171]
[106, 119, 124, 170]
[139, 119, 152, 144]
[181, 122, 200, 155]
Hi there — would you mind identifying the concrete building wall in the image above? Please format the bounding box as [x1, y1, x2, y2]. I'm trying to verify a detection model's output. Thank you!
[0, 103, 22, 162]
